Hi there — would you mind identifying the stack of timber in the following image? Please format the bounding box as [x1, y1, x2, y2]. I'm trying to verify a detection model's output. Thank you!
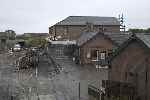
[15, 49, 39, 70]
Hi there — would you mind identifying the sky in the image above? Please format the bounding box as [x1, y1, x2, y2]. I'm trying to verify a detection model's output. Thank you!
[0, 0, 150, 34]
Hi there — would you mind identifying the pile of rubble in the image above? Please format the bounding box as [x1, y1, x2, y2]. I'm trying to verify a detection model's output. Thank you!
[15, 49, 39, 70]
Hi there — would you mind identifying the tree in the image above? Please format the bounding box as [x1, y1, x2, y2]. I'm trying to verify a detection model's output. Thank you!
[26, 37, 47, 47]
[128, 28, 150, 33]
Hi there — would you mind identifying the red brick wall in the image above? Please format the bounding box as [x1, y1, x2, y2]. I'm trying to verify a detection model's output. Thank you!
[109, 41, 147, 82]
[79, 33, 115, 64]
[109, 40, 150, 99]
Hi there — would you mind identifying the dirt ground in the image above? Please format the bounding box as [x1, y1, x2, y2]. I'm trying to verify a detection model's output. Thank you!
[0, 47, 108, 100]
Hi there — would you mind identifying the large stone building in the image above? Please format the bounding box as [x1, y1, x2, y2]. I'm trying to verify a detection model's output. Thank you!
[49, 16, 120, 40]
[107, 33, 150, 100]
[0, 30, 16, 51]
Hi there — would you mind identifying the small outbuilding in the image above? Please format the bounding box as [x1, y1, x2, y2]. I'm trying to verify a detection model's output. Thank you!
[108, 33, 150, 100]
[75, 32, 131, 67]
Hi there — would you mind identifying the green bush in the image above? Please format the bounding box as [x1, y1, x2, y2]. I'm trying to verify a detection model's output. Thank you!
[26, 37, 47, 47]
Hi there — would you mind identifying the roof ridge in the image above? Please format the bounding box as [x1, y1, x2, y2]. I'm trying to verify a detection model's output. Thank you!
[77, 32, 98, 46]
[54, 16, 120, 26]
[68, 16, 117, 18]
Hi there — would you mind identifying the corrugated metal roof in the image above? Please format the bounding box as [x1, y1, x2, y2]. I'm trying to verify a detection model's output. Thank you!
[55, 16, 120, 26]
[136, 33, 150, 48]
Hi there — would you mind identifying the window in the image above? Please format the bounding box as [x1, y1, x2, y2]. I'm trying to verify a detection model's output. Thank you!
[91, 50, 106, 60]
[99, 27, 105, 32]
[100, 52, 106, 60]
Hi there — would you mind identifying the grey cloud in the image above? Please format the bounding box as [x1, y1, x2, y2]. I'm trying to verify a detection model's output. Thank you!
[0, 0, 150, 34]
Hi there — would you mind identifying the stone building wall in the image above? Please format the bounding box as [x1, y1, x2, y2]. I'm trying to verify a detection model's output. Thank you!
[49, 25, 120, 40]
[0, 30, 16, 51]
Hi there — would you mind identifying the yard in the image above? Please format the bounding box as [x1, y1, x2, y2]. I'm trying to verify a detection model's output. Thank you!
[0, 45, 108, 100]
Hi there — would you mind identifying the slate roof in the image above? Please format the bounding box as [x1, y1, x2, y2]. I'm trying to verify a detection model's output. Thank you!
[116, 33, 150, 73]
[77, 32, 131, 47]
[136, 33, 150, 48]
[104, 32, 131, 46]
[110, 33, 150, 61]
[77, 32, 98, 46]
[55, 16, 120, 26]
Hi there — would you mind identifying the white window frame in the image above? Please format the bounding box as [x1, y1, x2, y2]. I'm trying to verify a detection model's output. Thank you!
[100, 52, 106, 60]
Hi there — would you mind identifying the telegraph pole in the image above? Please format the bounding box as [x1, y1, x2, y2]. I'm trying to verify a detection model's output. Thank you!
[119, 13, 126, 32]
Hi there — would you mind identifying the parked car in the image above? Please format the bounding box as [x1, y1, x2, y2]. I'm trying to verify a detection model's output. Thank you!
[13, 44, 21, 51]
[31, 47, 38, 51]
